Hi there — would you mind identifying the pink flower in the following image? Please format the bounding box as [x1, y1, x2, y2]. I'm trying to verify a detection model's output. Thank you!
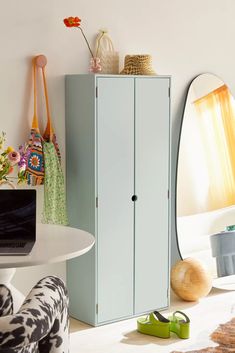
[8, 151, 20, 166]
[18, 144, 30, 169]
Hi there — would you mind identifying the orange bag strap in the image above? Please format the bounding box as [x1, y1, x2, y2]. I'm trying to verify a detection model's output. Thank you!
[35, 55, 54, 141]
[31, 59, 40, 131]
[42, 65, 54, 140]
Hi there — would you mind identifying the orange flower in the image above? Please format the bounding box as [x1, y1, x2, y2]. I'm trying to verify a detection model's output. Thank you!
[63, 16, 95, 59]
[63, 17, 81, 28]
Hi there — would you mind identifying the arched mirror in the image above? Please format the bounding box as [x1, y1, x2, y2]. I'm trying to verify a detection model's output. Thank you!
[177, 73, 235, 290]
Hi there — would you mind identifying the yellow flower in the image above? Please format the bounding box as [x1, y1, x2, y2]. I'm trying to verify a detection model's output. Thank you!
[6, 146, 14, 153]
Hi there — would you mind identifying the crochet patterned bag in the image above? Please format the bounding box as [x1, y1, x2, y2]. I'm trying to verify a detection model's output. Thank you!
[25, 57, 61, 185]
[25, 59, 44, 185]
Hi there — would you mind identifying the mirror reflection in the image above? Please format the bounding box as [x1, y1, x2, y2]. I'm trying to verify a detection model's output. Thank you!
[177, 73, 235, 289]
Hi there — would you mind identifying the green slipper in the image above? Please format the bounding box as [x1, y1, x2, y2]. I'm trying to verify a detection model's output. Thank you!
[168, 311, 190, 339]
[137, 311, 170, 338]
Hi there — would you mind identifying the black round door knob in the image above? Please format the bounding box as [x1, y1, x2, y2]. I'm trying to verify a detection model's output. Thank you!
[131, 195, 138, 201]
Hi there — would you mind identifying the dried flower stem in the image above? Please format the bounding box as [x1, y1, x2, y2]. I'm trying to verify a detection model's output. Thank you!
[78, 27, 94, 59]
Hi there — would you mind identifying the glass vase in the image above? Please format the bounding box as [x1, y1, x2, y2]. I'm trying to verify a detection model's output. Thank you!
[89, 57, 102, 73]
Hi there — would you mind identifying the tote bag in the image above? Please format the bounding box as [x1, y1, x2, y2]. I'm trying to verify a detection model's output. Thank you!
[26, 55, 68, 225]
[38, 56, 68, 225]
[95, 30, 119, 74]
[25, 60, 44, 185]
[36, 55, 68, 225]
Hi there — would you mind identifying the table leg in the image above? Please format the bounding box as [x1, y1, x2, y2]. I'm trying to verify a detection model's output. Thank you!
[0, 268, 25, 312]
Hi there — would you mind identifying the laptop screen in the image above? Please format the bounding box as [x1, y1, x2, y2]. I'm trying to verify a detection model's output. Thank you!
[0, 190, 36, 242]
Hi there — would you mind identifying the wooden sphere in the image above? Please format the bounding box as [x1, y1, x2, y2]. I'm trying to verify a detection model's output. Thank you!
[171, 258, 212, 301]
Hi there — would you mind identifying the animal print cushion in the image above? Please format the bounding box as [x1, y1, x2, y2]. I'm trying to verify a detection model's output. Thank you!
[0, 276, 69, 353]
[0, 285, 13, 316]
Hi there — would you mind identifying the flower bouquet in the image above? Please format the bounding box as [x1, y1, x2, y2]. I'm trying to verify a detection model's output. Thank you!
[0, 132, 29, 185]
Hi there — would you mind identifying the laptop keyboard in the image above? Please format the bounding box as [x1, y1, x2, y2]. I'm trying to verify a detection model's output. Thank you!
[0, 242, 26, 248]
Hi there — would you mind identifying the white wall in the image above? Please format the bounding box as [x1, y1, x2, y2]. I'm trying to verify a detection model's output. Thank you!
[1, 0, 235, 292]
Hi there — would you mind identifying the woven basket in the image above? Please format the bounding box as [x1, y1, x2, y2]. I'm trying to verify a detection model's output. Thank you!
[95, 31, 119, 74]
[120, 55, 156, 75]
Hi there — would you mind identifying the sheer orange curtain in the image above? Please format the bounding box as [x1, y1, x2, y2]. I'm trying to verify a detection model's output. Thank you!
[194, 84, 235, 211]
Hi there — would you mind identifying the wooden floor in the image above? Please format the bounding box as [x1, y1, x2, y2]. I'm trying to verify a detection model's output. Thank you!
[69, 288, 235, 353]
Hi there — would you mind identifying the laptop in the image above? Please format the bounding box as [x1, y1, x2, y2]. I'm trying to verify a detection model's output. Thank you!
[0, 189, 36, 255]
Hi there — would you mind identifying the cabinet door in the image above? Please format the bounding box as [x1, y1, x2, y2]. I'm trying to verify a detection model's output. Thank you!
[135, 78, 170, 314]
[97, 77, 134, 323]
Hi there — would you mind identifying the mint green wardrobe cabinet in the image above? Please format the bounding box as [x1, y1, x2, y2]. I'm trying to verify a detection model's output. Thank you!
[65, 74, 171, 326]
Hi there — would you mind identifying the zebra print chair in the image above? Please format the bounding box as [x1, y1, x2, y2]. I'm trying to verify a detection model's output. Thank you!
[0, 276, 69, 353]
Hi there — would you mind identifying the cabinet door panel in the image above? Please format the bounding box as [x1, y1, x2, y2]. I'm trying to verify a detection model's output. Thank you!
[135, 78, 170, 314]
[97, 78, 134, 323]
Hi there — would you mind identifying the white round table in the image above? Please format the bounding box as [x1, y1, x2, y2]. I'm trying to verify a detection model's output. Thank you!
[0, 223, 95, 311]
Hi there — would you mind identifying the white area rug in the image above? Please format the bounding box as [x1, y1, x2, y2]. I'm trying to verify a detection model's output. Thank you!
[70, 289, 235, 353]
